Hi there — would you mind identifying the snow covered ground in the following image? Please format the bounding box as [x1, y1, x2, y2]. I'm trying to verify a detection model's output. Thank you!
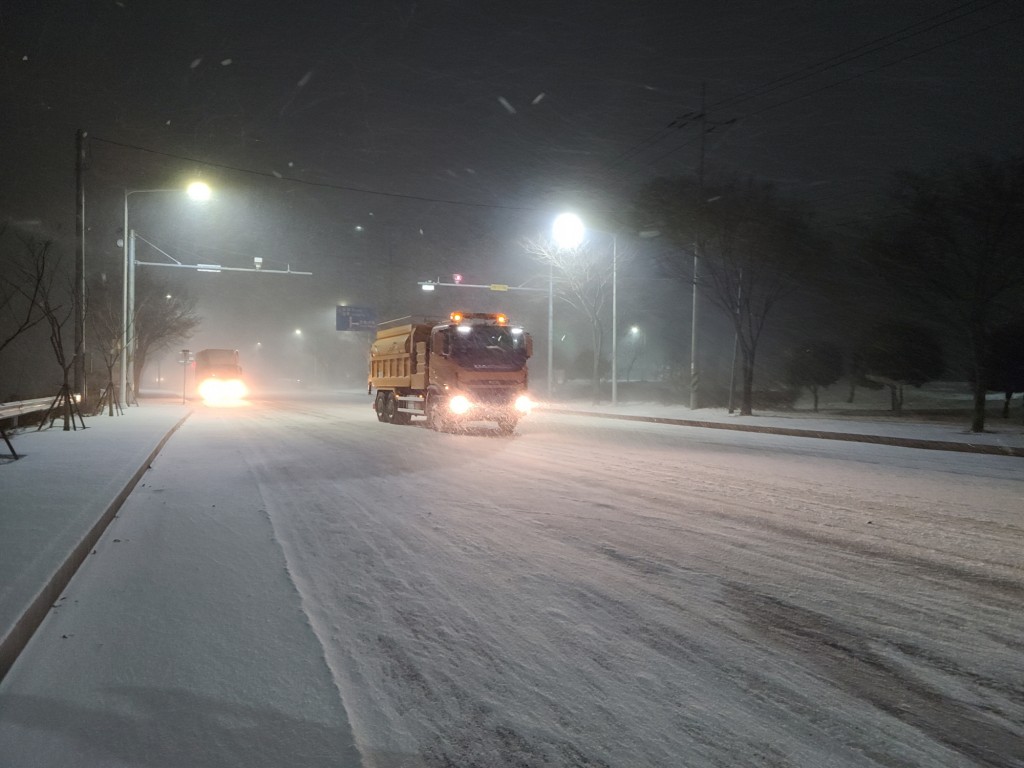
[1, 390, 1022, 767]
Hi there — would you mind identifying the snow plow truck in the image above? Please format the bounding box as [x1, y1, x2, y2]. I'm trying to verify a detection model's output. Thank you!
[193, 348, 247, 403]
[368, 311, 534, 434]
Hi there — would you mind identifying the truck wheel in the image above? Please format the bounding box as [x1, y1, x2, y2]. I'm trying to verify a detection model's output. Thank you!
[426, 394, 448, 432]
[374, 392, 388, 422]
[384, 394, 399, 424]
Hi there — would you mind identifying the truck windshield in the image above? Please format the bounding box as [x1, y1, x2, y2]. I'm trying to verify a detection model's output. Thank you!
[450, 326, 528, 370]
[200, 364, 243, 378]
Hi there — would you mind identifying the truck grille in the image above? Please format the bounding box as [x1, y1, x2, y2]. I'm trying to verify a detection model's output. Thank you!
[468, 385, 518, 405]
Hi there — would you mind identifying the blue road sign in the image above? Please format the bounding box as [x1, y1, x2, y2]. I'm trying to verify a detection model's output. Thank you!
[336, 306, 377, 331]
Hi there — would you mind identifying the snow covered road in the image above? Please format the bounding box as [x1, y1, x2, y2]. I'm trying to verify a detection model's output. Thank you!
[241, 395, 1023, 767]
[4, 393, 1022, 767]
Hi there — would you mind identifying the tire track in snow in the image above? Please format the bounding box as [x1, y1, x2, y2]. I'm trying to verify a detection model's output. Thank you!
[228, 400, 1023, 768]
[732, 587, 1024, 768]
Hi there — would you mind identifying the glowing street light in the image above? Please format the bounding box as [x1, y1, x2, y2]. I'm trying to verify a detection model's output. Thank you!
[627, 326, 645, 382]
[549, 213, 588, 399]
[186, 181, 212, 201]
[553, 212, 619, 405]
[122, 180, 212, 406]
[552, 213, 584, 250]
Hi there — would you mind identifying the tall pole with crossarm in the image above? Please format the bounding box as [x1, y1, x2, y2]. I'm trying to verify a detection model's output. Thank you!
[121, 182, 212, 407]
[553, 213, 620, 405]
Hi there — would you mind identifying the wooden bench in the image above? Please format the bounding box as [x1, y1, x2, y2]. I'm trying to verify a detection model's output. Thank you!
[0, 396, 57, 460]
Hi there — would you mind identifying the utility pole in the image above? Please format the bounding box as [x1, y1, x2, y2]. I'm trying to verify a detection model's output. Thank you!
[690, 85, 706, 410]
[611, 233, 618, 406]
[689, 83, 737, 410]
[74, 129, 88, 403]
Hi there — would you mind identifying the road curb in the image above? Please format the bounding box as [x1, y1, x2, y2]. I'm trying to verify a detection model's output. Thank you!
[553, 410, 1024, 458]
[0, 411, 193, 682]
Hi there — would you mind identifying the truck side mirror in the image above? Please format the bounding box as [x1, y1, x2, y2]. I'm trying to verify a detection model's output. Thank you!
[525, 334, 533, 358]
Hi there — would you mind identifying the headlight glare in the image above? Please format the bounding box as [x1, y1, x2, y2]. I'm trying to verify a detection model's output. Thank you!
[199, 378, 248, 404]
[449, 395, 472, 414]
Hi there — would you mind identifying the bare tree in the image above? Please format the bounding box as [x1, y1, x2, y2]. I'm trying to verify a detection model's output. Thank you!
[869, 154, 1024, 433]
[855, 322, 944, 416]
[522, 236, 617, 402]
[0, 226, 47, 359]
[86, 274, 125, 415]
[635, 176, 823, 415]
[10, 238, 83, 430]
[130, 272, 201, 396]
[85, 271, 200, 407]
[783, 340, 843, 412]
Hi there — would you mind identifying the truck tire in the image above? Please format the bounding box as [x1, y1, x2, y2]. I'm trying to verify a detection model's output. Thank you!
[374, 392, 389, 422]
[426, 394, 448, 432]
[384, 394, 399, 424]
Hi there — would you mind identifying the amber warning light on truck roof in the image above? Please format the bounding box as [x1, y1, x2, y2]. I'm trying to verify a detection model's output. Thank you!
[449, 311, 508, 325]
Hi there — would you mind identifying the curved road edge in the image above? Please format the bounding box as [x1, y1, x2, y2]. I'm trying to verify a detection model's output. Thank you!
[554, 410, 1024, 458]
[0, 411, 193, 682]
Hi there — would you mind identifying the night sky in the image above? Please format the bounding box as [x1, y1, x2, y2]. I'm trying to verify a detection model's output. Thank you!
[2, 0, 1022, 386]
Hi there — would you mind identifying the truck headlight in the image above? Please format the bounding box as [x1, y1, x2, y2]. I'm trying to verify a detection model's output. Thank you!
[199, 378, 248, 404]
[198, 378, 223, 401]
[449, 395, 472, 414]
[224, 379, 249, 400]
[514, 395, 534, 413]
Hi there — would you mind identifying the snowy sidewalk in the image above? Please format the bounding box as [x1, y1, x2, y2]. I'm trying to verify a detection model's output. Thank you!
[1, 403, 362, 767]
[0, 401, 190, 678]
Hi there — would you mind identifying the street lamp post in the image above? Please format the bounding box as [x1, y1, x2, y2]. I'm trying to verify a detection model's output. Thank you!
[121, 182, 212, 406]
[611, 234, 618, 406]
[547, 263, 554, 398]
[690, 251, 699, 410]
[550, 213, 581, 399]
[552, 213, 619, 405]
[627, 325, 645, 382]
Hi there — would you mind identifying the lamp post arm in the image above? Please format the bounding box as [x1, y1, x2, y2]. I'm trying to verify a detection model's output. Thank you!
[418, 280, 546, 292]
[133, 233, 183, 265]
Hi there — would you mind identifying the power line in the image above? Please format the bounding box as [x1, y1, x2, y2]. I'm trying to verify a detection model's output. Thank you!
[709, 0, 1009, 112]
[743, 11, 1024, 121]
[604, 0, 1013, 173]
[602, 118, 693, 170]
[90, 136, 544, 213]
